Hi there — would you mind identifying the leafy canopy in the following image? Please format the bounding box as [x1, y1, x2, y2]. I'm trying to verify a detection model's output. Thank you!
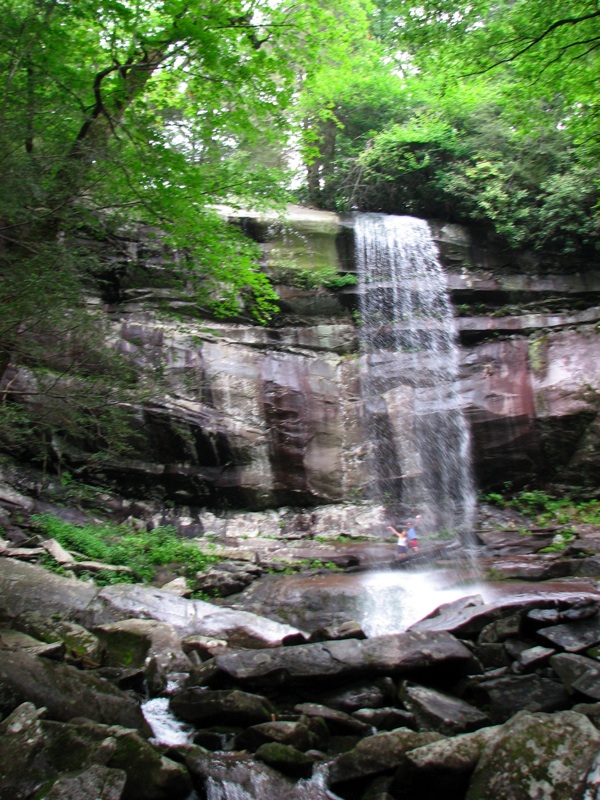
[295, 0, 600, 255]
[0, 0, 372, 464]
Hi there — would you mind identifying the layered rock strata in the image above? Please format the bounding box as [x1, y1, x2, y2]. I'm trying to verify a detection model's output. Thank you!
[2, 205, 600, 530]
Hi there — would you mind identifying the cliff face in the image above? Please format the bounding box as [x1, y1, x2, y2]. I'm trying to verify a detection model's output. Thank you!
[9, 207, 600, 520]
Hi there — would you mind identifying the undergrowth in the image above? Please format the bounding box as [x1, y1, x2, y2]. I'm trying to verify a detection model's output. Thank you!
[480, 488, 600, 527]
[32, 513, 219, 586]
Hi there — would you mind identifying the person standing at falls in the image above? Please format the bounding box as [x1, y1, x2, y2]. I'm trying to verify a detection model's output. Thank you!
[388, 526, 408, 560]
[407, 515, 422, 553]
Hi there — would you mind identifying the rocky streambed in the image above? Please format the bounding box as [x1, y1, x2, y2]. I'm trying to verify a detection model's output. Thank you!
[2, 555, 600, 800]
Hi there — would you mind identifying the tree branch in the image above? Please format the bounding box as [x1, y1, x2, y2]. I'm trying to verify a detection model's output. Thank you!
[464, 9, 600, 75]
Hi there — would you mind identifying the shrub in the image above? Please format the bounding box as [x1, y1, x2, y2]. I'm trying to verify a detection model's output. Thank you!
[32, 514, 219, 585]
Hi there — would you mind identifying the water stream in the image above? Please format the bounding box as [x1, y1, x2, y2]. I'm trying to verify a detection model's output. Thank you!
[355, 214, 476, 540]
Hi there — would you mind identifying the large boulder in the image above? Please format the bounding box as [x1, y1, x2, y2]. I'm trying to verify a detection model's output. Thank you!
[0, 558, 98, 622]
[169, 688, 274, 727]
[327, 728, 444, 789]
[464, 673, 570, 723]
[391, 725, 502, 800]
[34, 764, 127, 800]
[466, 710, 600, 800]
[85, 583, 308, 648]
[94, 618, 192, 684]
[0, 650, 149, 732]
[400, 682, 490, 735]
[209, 630, 478, 688]
[410, 592, 600, 638]
[0, 703, 191, 800]
[0, 559, 308, 651]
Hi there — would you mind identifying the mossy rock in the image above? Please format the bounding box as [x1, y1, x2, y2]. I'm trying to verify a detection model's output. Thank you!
[466, 710, 600, 800]
[255, 742, 315, 779]
[96, 629, 151, 669]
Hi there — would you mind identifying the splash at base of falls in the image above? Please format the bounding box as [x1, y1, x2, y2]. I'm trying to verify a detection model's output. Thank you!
[360, 569, 488, 637]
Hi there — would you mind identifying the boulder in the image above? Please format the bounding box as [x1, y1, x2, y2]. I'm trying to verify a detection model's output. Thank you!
[11, 611, 102, 666]
[466, 710, 600, 800]
[0, 629, 65, 660]
[169, 687, 274, 726]
[550, 653, 600, 701]
[0, 702, 62, 800]
[536, 615, 600, 652]
[36, 764, 127, 800]
[94, 618, 192, 677]
[478, 613, 522, 644]
[158, 577, 191, 597]
[254, 742, 316, 779]
[484, 555, 575, 581]
[0, 703, 190, 800]
[465, 673, 570, 723]
[0, 650, 150, 732]
[410, 591, 600, 638]
[391, 724, 502, 800]
[210, 630, 478, 687]
[353, 707, 416, 732]
[313, 677, 396, 713]
[234, 720, 313, 752]
[511, 645, 556, 673]
[309, 620, 367, 642]
[573, 555, 600, 577]
[294, 702, 373, 736]
[476, 530, 557, 555]
[0, 559, 98, 622]
[85, 583, 308, 648]
[526, 600, 599, 627]
[73, 720, 193, 800]
[181, 634, 229, 661]
[400, 682, 491, 735]
[327, 728, 444, 788]
[193, 561, 262, 597]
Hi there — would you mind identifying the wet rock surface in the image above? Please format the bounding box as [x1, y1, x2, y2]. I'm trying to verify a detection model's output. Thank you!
[1, 556, 600, 799]
[3, 209, 600, 513]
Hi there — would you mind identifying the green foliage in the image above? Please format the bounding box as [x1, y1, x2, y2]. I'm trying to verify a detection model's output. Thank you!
[384, 0, 600, 156]
[295, 1, 600, 254]
[345, 97, 599, 252]
[539, 533, 576, 554]
[508, 490, 555, 516]
[480, 492, 506, 507]
[484, 488, 600, 527]
[0, 0, 373, 465]
[32, 513, 219, 585]
[322, 274, 357, 290]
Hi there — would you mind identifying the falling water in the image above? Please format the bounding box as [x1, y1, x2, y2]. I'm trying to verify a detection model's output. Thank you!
[355, 213, 476, 540]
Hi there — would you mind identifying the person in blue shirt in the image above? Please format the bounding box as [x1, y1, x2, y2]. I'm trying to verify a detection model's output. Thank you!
[406, 514, 422, 553]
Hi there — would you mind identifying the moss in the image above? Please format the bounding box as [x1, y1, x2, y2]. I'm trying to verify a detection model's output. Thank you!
[97, 631, 151, 668]
[255, 742, 315, 779]
[528, 336, 548, 375]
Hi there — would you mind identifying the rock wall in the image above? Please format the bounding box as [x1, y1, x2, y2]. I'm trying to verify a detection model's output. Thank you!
[8, 206, 600, 525]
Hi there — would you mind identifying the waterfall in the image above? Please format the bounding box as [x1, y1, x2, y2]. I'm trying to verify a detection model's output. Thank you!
[355, 213, 476, 541]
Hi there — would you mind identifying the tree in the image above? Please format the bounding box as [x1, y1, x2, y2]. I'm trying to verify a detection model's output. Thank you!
[295, 36, 410, 209]
[386, 0, 600, 159]
[0, 0, 370, 467]
[293, 0, 599, 255]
